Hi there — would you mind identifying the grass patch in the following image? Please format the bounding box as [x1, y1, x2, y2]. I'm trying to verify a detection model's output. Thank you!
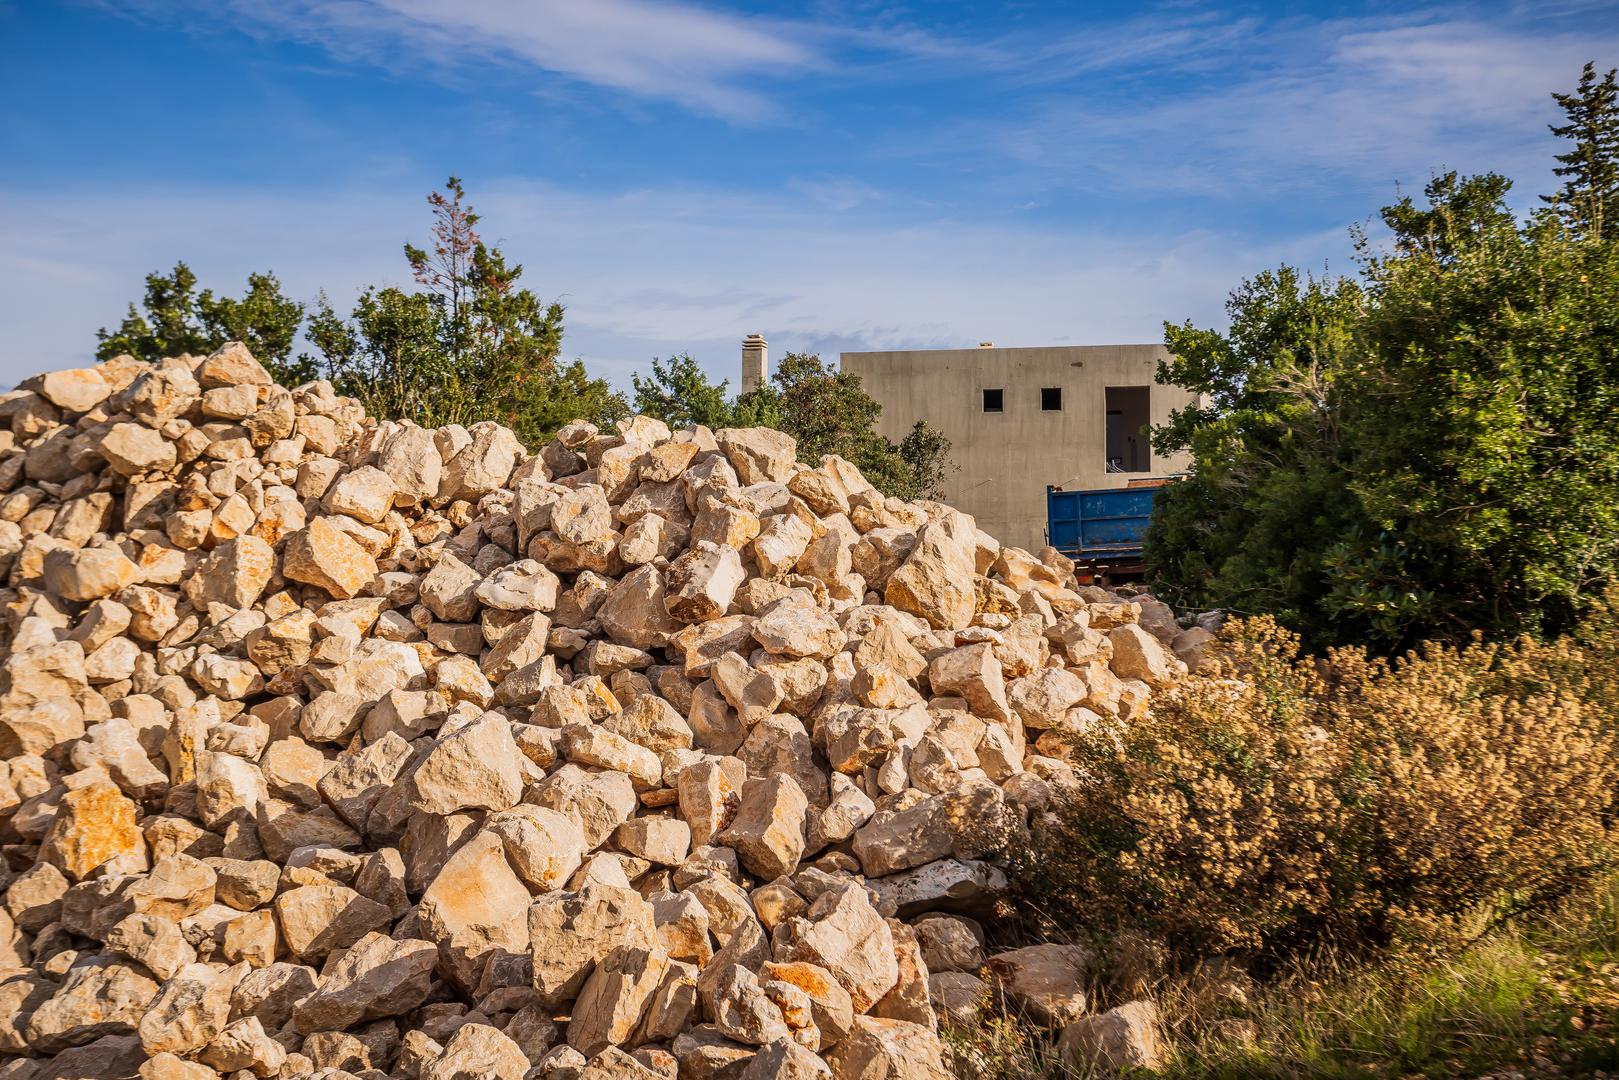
[948, 875, 1619, 1079]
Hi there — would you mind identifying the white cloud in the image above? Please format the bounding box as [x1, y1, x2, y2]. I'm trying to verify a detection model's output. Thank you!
[111, 0, 821, 119]
[0, 178, 1330, 391]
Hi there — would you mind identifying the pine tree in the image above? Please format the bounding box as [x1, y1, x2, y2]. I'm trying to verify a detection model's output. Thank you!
[1544, 62, 1619, 239]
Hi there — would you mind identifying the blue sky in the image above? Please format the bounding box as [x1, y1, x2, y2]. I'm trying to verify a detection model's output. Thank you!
[3, 1, 1617, 391]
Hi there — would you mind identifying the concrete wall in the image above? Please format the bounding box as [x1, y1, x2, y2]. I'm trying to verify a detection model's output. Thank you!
[839, 344, 1199, 551]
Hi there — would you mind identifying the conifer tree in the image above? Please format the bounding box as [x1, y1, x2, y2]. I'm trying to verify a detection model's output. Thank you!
[1544, 61, 1619, 239]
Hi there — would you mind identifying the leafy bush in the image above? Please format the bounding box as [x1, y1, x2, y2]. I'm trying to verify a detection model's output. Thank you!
[1021, 596, 1619, 962]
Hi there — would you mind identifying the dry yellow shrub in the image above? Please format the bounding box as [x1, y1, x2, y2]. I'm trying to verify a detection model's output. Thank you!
[1021, 597, 1619, 960]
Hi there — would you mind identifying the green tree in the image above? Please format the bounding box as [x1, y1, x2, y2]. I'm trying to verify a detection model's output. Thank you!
[308, 177, 624, 444]
[1379, 170, 1516, 260]
[1336, 198, 1619, 644]
[631, 354, 736, 428]
[1150, 65, 1619, 651]
[97, 262, 311, 383]
[1544, 61, 1619, 239]
[1147, 268, 1368, 642]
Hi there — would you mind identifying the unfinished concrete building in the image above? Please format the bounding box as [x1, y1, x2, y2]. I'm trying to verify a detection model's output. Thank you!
[834, 343, 1199, 551]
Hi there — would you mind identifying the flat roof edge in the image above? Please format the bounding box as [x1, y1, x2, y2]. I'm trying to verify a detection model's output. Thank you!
[840, 343, 1167, 358]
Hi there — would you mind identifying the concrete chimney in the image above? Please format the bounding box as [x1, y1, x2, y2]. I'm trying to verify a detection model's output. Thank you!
[741, 334, 768, 394]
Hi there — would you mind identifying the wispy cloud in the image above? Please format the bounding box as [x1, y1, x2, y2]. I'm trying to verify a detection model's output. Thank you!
[109, 0, 822, 120]
[954, 14, 1619, 200]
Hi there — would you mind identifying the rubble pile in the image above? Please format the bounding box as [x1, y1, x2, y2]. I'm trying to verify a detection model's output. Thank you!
[0, 346, 1208, 1080]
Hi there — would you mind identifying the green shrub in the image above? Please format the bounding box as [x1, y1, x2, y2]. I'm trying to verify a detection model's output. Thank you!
[1020, 596, 1619, 962]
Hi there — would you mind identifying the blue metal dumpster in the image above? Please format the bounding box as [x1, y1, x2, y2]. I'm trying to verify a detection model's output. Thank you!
[1046, 484, 1161, 561]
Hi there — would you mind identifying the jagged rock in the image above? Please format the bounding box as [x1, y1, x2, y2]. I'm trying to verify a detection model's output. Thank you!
[408, 714, 523, 815]
[282, 516, 377, 599]
[717, 775, 808, 880]
[418, 829, 532, 990]
[292, 932, 438, 1032]
[26, 959, 158, 1053]
[421, 552, 482, 622]
[101, 422, 178, 475]
[477, 559, 560, 612]
[529, 884, 658, 1006]
[1109, 623, 1178, 686]
[136, 961, 235, 1056]
[439, 422, 522, 503]
[743, 1037, 833, 1080]
[912, 915, 984, 973]
[716, 428, 796, 484]
[273, 884, 392, 962]
[850, 781, 1012, 878]
[666, 542, 745, 623]
[38, 367, 115, 412]
[229, 962, 316, 1031]
[323, 465, 397, 524]
[41, 780, 142, 881]
[54, 1034, 150, 1079]
[570, 944, 670, 1056]
[1056, 999, 1164, 1071]
[105, 914, 196, 981]
[485, 804, 587, 891]
[421, 1021, 531, 1080]
[884, 517, 976, 631]
[823, 1016, 950, 1079]
[533, 764, 639, 848]
[42, 546, 138, 602]
[782, 884, 899, 1014]
[0, 969, 54, 1053]
[927, 971, 986, 1026]
[760, 961, 854, 1051]
[197, 341, 271, 388]
[379, 423, 442, 505]
[983, 943, 1091, 1026]
[197, 1015, 286, 1075]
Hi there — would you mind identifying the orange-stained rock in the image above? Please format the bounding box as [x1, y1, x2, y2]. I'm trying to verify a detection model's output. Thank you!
[41, 780, 143, 881]
[282, 515, 377, 599]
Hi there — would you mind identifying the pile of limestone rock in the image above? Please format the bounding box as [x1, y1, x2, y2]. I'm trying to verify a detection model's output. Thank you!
[0, 346, 1211, 1080]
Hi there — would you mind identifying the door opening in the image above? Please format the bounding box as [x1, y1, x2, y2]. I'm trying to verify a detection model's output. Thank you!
[1105, 386, 1150, 473]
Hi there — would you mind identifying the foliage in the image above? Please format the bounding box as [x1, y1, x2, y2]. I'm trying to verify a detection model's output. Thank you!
[1147, 268, 1366, 643]
[1545, 62, 1619, 240]
[96, 261, 312, 384]
[1338, 197, 1619, 646]
[630, 349, 954, 501]
[1149, 65, 1619, 650]
[631, 353, 737, 429]
[1018, 596, 1619, 965]
[307, 177, 624, 444]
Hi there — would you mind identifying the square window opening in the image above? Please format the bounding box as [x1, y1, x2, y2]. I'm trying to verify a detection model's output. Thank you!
[1041, 387, 1063, 411]
[982, 388, 1003, 413]
[1105, 386, 1151, 473]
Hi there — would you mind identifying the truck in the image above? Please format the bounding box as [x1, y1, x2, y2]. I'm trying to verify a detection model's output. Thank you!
[1045, 480, 1168, 575]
